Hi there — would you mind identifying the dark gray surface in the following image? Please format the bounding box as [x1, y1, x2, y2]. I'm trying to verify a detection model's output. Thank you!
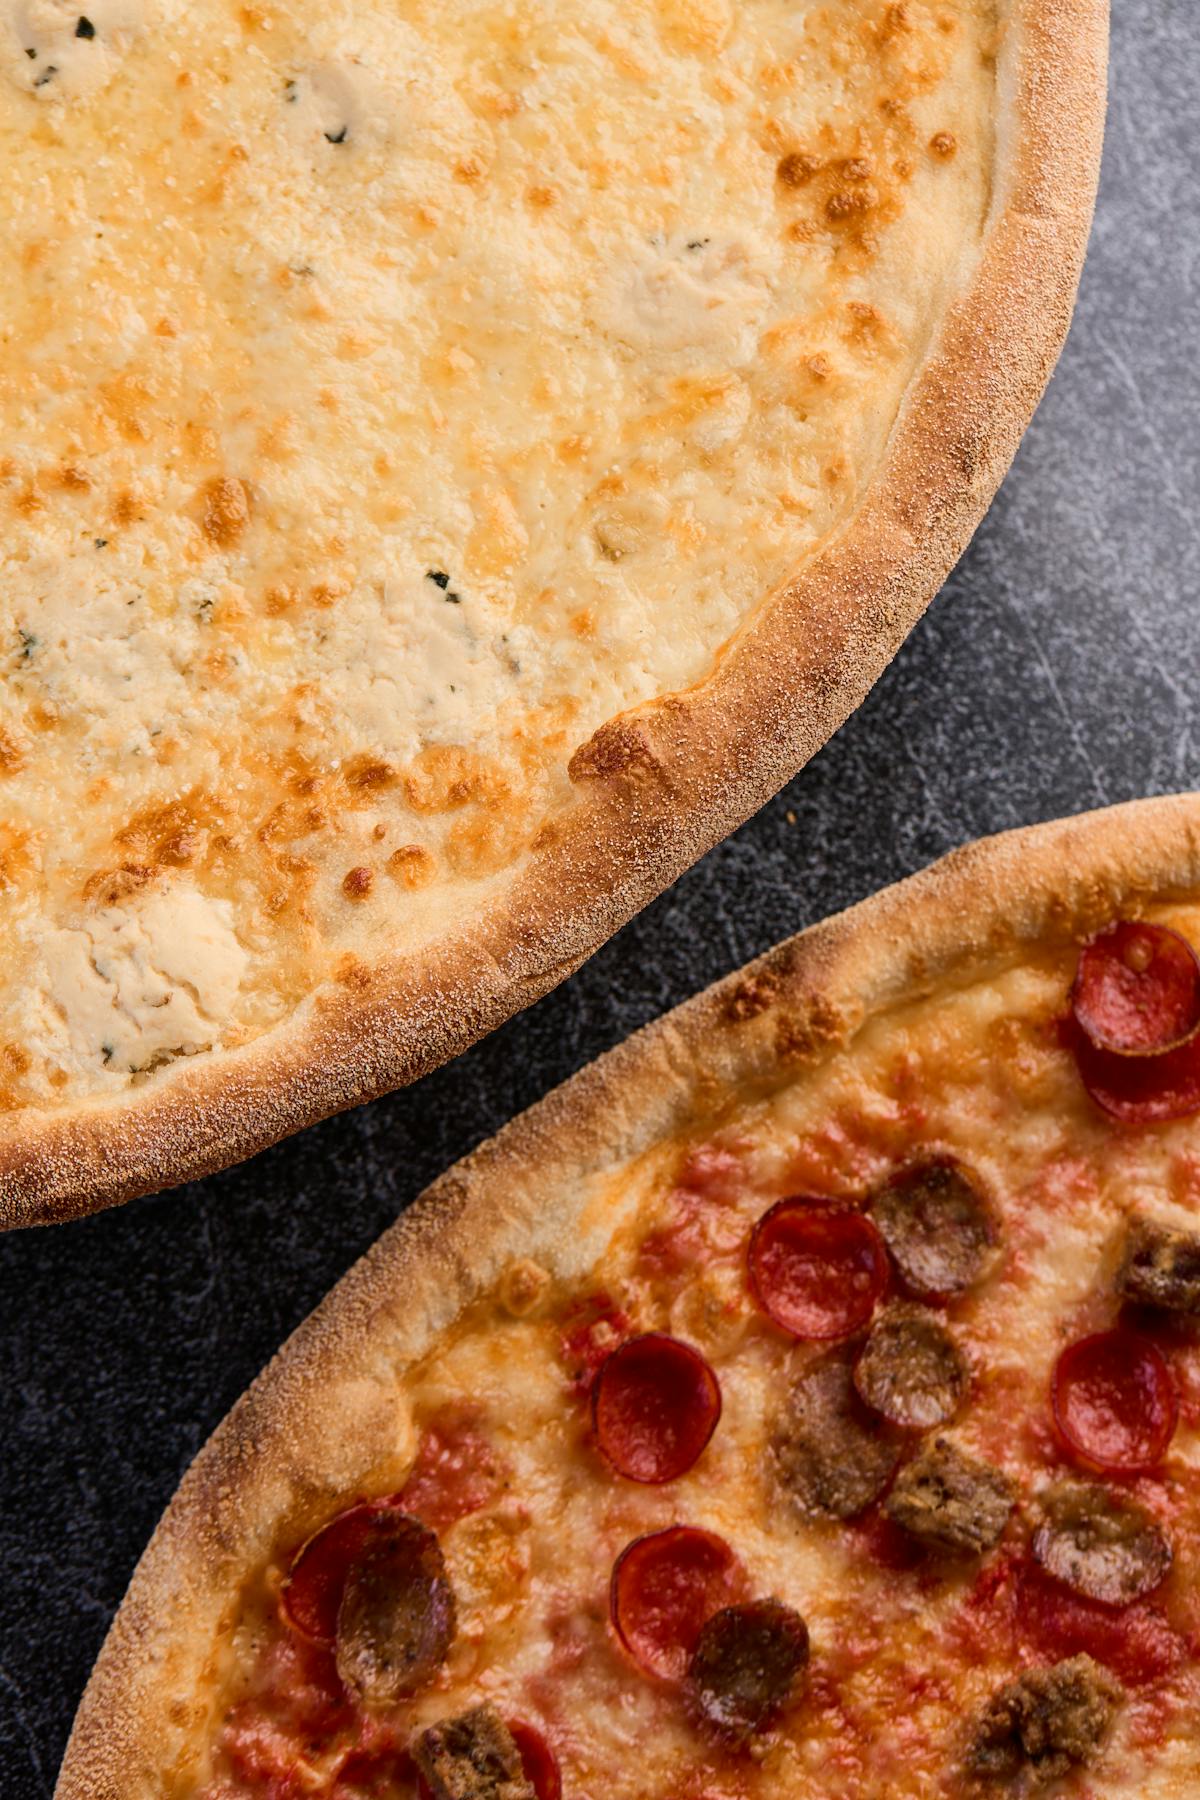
[2, 6, 1197, 1793]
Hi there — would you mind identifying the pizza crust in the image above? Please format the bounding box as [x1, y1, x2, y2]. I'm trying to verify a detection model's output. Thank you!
[0, 0, 1108, 1227]
[54, 788, 1200, 1797]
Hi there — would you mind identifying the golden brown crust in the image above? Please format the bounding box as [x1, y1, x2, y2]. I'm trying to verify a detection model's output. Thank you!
[55, 788, 1200, 1798]
[1, 0, 1109, 1228]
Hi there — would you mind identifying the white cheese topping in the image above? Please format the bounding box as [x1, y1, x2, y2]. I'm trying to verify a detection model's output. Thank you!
[35, 884, 247, 1074]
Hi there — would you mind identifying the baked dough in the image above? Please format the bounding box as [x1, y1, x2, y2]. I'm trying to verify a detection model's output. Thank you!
[56, 793, 1200, 1798]
[0, 0, 1107, 1222]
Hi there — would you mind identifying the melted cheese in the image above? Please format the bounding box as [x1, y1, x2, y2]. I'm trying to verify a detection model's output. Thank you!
[0, 0, 995, 1101]
[38, 884, 246, 1072]
[194, 915, 1200, 1799]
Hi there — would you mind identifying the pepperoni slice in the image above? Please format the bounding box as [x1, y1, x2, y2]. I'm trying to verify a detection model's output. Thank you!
[1073, 922, 1200, 1055]
[336, 1743, 416, 1798]
[282, 1499, 405, 1645]
[1017, 1560, 1186, 1687]
[335, 1512, 456, 1706]
[684, 1600, 810, 1742]
[1051, 1331, 1178, 1473]
[610, 1525, 746, 1681]
[748, 1199, 888, 1340]
[1072, 1027, 1200, 1124]
[507, 1721, 563, 1800]
[592, 1334, 722, 1483]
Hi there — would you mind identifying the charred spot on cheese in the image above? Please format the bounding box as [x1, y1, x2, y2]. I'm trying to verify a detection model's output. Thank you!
[412, 1703, 535, 1800]
[884, 1437, 1014, 1555]
[770, 1357, 900, 1522]
[825, 185, 878, 225]
[853, 1303, 969, 1430]
[1031, 1482, 1172, 1607]
[198, 477, 250, 549]
[342, 864, 373, 900]
[344, 755, 397, 794]
[776, 151, 822, 189]
[1116, 1216, 1200, 1315]
[869, 1160, 997, 1299]
[964, 1656, 1123, 1790]
[334, 1511, 456, 1707]
[388, 843, 436, 889]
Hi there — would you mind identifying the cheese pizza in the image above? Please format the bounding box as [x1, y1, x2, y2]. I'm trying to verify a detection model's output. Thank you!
[57, 795, 1200, 1798]
[0, 0, 1105, 1223]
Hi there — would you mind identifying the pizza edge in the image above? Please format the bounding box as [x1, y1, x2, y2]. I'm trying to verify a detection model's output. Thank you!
[54, 783, 1200, 1800]
[0, 0, 1109, 1230]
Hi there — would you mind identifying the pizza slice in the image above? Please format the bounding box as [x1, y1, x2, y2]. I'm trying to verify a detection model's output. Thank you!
[58, 794, 1200, 1799]
[0, 0, 1106, 1224]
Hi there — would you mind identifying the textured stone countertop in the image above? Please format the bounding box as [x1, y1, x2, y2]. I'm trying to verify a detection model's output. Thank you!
[3, 6, 1198, 1792]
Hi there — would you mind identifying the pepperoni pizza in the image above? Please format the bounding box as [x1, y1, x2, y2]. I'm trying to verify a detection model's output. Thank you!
[57, 797, 1200, 1798]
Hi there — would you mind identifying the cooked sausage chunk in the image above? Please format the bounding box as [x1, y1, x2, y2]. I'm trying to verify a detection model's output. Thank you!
[685, 1600, 810, 1742]
[853, 1303, 969, 1429]
[335, 1512, 456, 1706]
[1031, 1481, 1172, 1606]
[884, 1437, 1014, 1553]
[770, 1356, 900, 1521]
[869, 1160, 996, 1299]
[964, 1655, 1123, 1789]
[412, 1705, 535, 1800]
[1117, 1216, 1200, 1315]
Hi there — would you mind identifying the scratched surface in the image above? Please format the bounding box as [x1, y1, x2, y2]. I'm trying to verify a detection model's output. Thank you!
[2, 7, 1198, 1793]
